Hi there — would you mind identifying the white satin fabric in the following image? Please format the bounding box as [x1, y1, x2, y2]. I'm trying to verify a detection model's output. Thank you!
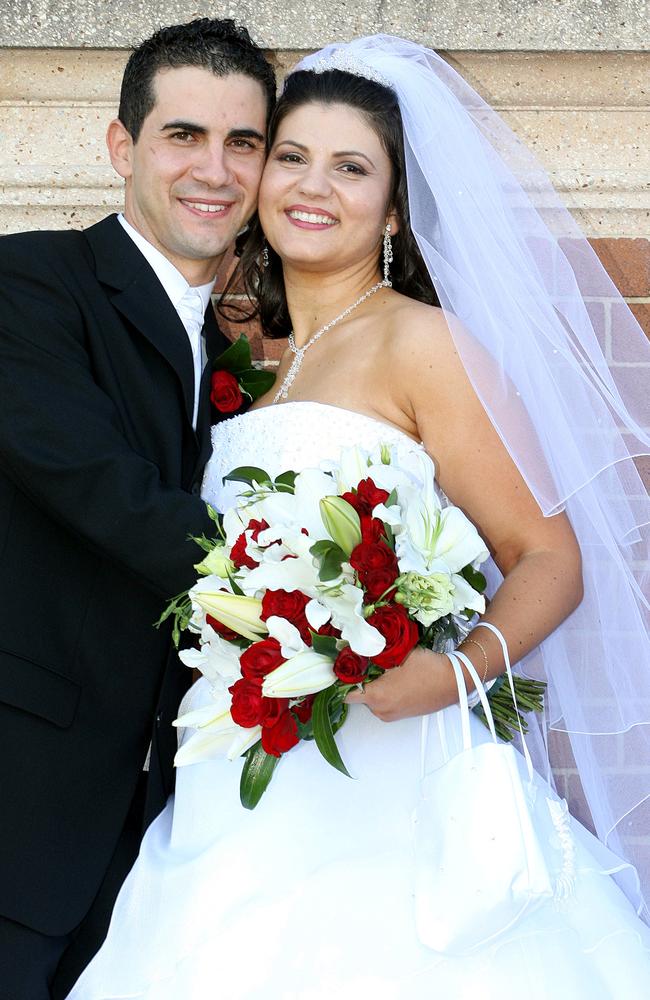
[68, 403, 650, 999]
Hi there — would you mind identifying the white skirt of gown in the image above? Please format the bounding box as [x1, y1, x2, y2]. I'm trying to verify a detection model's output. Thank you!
[68, 402, 650, 1000]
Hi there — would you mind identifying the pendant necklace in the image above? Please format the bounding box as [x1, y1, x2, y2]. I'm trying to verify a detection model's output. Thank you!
[273, 279, 388, 403]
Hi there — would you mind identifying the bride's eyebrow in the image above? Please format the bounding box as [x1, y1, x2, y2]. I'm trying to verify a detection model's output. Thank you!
[274, 139, 375, 167]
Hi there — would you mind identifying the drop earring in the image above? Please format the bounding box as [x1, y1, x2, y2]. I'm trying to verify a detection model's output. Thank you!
[262, 242, 270, 269]
[383, 223, 393, 286]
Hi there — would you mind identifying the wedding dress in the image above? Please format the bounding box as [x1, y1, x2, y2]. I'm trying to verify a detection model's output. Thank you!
[68, 401, 650, 1000]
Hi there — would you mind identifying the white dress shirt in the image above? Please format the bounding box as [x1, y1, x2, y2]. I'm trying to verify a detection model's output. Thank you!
[117, 214, 215, 428]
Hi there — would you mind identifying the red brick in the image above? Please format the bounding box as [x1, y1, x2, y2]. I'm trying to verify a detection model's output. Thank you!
[630, 302, 650, 338]
[563, 772, 596, 833]
[635, 455, 650, 490]
[610, 302, 650, 361]
[589, 238, 650, 297]
[216, 311, 288, 365]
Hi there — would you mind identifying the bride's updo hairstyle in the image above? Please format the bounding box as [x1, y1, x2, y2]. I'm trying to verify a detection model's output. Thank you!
[220, 69, 438, 338]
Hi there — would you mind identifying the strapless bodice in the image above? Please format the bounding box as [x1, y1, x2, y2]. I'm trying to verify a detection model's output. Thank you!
[202, 400, 423, 513]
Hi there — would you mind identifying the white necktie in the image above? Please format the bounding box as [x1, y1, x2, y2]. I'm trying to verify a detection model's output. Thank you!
[177, 287, 205, 429]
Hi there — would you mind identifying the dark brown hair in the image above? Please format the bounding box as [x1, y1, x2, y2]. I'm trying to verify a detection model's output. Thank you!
[118, 18, 276, 141]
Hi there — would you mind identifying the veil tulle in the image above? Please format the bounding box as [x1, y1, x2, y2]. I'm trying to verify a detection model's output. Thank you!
[295, 36, 650, 920]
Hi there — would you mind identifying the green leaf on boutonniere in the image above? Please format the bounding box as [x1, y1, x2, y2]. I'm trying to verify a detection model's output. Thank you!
[312, 686, 352, 777]
[240, 741, 279, 809]
[240, 369, 276, 397]
[214, 335, 252, 376]
[223, 466, 272, 487]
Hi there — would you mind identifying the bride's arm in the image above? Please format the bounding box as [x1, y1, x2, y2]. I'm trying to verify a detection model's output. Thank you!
[347, 310, 583, 721]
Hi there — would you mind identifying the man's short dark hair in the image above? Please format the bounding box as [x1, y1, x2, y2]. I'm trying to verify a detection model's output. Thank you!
[118, 18, 276, 141]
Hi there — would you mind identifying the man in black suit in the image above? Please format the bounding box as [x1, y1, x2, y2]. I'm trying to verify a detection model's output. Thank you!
[0, 18, 275, 998]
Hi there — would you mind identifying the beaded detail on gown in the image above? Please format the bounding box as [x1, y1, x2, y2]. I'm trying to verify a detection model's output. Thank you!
[68, 402, 650, 1000]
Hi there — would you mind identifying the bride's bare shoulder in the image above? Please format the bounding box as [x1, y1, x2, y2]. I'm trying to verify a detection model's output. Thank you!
[384, 294, 460, 370]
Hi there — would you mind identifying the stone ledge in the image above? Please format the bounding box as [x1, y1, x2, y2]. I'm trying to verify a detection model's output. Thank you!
[2, 1, 649, 51]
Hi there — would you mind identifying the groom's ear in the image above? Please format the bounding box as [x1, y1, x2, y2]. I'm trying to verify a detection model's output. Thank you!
[106, 119, 135, 181]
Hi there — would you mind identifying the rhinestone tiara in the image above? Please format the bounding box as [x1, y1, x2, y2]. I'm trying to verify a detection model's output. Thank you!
[309, 49, 392, 89]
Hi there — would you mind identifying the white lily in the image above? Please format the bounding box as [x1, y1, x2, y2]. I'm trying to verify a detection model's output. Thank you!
[174, 687, 261, 763]
[240, 550, 320, 599]
[450, 572, 487, 615]
[262, 649, 336, 698]
[175, 722, 261, 765]
[331, 445, 372, 493]
[305, 598, 331, 631]
[324, 583, 386, 656]
[398, 502, 488, 577]
[179, 633, 242, 689]
[320, 495, 362, 555]
[265, 616, 306, 658]
[190, 585, 266, 642]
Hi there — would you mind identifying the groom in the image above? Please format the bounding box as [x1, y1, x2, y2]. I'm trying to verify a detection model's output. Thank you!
[0, 18, 275, 999]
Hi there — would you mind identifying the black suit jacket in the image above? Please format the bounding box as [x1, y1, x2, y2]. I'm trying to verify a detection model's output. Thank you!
[0, 215, 230, 935]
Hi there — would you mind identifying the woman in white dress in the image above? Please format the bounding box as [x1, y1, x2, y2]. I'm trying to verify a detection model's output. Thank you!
[68, 36, 650, 998]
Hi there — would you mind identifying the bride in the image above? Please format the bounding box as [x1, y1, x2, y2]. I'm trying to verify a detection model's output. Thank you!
[68, 36, 650, 998]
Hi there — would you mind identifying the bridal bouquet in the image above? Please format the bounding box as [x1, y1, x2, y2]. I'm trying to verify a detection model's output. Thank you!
[161, 443, 545, 808]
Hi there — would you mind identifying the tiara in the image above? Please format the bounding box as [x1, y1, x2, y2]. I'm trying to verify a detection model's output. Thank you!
[310, 49, 392, 89]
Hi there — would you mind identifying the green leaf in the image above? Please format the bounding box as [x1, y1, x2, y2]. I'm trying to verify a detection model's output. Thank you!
[319, 548, 345, 582]
[309, 539, 346, 582]
[461, 565, 487, 594]
[239, 369, 276, 399]
[240, 741, 280, 809]
[310, 539, 336, 557]
[154, 590, 192, 648]
[214, 335, 252, 376]
[274, 470, 297, 491]
[312, 687, 352, 777]
[227, 572, 245, 597]
[223, 466, 272, 487]
[310, 631, 339, 658]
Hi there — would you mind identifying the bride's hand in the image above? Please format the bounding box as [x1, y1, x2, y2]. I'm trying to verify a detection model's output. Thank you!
[344, 648, 457, 722]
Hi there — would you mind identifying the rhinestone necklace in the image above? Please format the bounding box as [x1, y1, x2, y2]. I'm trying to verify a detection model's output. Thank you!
[273, 279, 387, 403]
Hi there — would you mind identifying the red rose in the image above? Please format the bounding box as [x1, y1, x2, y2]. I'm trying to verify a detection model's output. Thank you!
[206, 613, 239, 642]
[248, 519, 270, 542]
[360, 515, 386, 544]
[342, 478, 389, 517]
[367, 604, 419, 669]
[260, 696, 290, 728]
[210, 370, 243, 414]
[230, 532, 258, 570]
[349, 541, 399, 601]
[229, 679, 264, 727]
[240, 638, 285, 682]
[334, 648, 369, 684]
[262, 709, 299, 757]
[317, 621, 341, 639]
[261, 590, 311, 642]
[293, 694, 315, 724]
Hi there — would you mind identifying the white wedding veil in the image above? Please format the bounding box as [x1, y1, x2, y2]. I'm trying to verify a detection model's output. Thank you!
[294, 36, 650, 920]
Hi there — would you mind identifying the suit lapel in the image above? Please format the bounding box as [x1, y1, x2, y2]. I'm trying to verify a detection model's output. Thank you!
[196, 302, 231, 475]
[84, 216, 195, 427]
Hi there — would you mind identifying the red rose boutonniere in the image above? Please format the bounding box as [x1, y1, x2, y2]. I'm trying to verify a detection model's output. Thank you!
[210, 335, 276, 416]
